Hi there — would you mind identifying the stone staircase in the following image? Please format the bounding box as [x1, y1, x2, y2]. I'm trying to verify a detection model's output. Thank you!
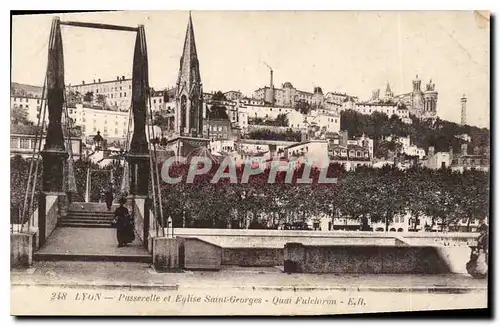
[58, 202, 118, 228]
[35, 202, 151, 263]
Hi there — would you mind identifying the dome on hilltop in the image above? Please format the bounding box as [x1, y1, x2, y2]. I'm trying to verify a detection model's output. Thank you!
[283, 82, 294, 89]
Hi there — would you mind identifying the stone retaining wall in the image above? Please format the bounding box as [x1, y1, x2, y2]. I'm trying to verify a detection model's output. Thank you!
[283, 243, 469, 274]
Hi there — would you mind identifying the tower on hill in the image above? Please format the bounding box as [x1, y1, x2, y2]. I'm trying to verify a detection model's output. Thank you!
[461, 94, 467, 125]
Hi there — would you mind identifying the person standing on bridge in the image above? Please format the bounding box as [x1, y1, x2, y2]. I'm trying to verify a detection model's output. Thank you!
[105, 182, 114, 211]
[113, 197, 135, 247]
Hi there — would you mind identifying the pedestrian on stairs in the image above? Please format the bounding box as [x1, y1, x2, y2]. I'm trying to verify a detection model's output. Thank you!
[105, 182, 114, 211]
[113, 197, 134, 247]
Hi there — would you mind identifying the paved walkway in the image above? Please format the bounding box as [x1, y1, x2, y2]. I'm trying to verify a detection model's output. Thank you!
[35, 227, 150, 261]
[11, 261, 488, 292]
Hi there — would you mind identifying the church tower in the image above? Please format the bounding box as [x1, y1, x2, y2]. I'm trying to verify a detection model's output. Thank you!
[175, 12, 204, 137]
[384, 81, 393, 101]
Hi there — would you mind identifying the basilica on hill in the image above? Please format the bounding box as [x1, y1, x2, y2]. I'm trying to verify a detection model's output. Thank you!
[390, 75, 438, 119]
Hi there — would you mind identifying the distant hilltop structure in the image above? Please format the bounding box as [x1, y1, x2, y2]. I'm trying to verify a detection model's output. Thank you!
[390, 75, 438, 119]
[461, 94, 467, 125]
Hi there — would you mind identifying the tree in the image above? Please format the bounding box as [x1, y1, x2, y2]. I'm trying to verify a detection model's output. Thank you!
[295, 101, 312, 115]
[96, 94, 107, 109]
[83, 91, 94, 103]
[208, 105, 228, 119]
[212, 91, 227, 102]
[275, 113, 289, 127]
[67, 90, 82, 107]
[153, 111, 170, 131]
[11, 106, 31, 125]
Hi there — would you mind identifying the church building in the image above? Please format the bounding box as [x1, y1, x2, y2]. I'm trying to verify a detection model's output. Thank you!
[166, 13, 209, 158]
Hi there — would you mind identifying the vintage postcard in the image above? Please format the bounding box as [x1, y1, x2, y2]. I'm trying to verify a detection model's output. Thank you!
[10, 10, 490, 316]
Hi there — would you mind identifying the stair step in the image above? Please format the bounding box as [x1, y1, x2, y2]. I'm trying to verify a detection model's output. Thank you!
[59, 219, 113, 224]
[33, 253, 151, 263]
[67, 211, 115, 216]
[57, 222, 114, 228]
[64, 216, 115, 220]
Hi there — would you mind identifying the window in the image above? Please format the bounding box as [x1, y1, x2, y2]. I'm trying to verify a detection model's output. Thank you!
[154, 99, 156, 104]
[124, 92, 126, 97]
[120, 93, 122, 98]
[20, 139, 30, 149]
[10, 138, 18, 148]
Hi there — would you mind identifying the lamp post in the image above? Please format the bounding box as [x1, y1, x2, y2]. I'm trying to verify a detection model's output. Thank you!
[167, 215, 173, 238]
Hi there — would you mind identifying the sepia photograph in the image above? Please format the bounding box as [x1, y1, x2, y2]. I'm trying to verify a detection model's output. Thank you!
[9, 10, 490, 316]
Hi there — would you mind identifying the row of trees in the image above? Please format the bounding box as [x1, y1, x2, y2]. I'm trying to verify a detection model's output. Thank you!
[242, 129, 302, 142]
[11, 154, 489, 231]
[66, 90, 110, 110]
[249, 114, 289, 127]
[10, 156, 122, 223]
[157, 161, 489, 231]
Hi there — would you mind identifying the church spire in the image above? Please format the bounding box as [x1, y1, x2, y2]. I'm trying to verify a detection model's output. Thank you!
[175, 12, 204, 137]
[177, 11, 200, 89]
[385, 81, 392, 94]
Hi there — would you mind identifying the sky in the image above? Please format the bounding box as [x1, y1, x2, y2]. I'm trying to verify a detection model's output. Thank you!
[11, 11, 490, 127]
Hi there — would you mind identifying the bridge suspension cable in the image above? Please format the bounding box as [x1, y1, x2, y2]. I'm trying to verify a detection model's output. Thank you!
[20, 75, 48, 234]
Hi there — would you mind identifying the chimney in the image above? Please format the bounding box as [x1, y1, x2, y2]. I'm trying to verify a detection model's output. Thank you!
[98, 78, 101, 83]
[343, 130, 349, 146]
[93, 79, 96, 83]
[82, 81, 85, 85]
[428, 146, 435, 157]
[461, 143, 468, 156]
[270, 69, 275, 106]
[301, 129, 308, 142]
[117, 76, 120, 81]
[122, 75, 125, 80]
